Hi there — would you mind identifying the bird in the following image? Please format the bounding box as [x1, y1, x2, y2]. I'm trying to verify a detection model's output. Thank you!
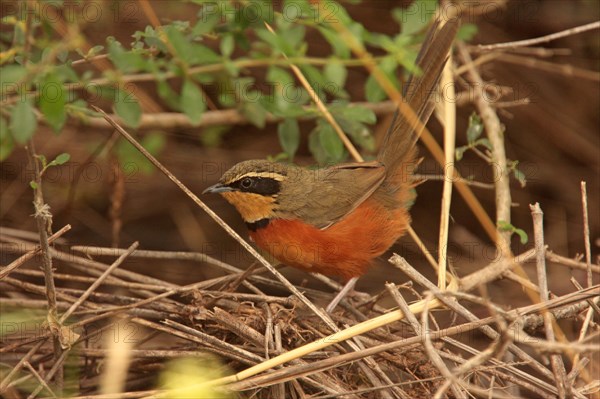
[204, 18, 459, 311]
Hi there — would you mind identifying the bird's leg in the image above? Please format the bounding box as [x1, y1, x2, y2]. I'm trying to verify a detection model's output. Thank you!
[325, 276, 359, 313]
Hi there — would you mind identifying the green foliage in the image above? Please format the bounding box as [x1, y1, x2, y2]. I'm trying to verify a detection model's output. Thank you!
[48, 152, 71, 167]
[456, 113, 527, 188]
[28, 152, 71, 190]
[0, 116, 12, 161]
[115, 132, 165, 175]
[39, 72, 66, 132]
[114, 89, 142, 128]
[9, 100, 37, 143]
[329, 103, 376, 152]
[310, 120, 346, 165]
[278, 118, 301, 160]
[0, 0, 445, 166]
[181, 78, 206, 125]
[498, 220, 529, 244]
[240, 101, 268, 129]
[364, 56, 400, 102]
[508, 159, 527, 187]
[200, 125, 230, 147]
[455, 113, 492, 161]
[457, 23, 478, 41]
[393, 0, 438, 35]
[324, 60, 348, 97]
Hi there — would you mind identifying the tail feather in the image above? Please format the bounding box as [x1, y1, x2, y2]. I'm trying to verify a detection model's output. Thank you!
[378, 18, 460, 175]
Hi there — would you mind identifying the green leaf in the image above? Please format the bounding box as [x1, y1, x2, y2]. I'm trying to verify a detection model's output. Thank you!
[280, 24, 305, 52]
[164, 25, 220, 65]
[329, 103, 376, 152]
[318, 26, 350, 59]
[114, 89, 142, 128]
[302, 64, 327, 88]
[240, 101, 267, 129]
[364, 56, 398, 102]
[266, 66, 295, 86]
[0, 65, 27, 94]
[180, 79, 206, 125]
[108, 39, 147, 73]
[65, 99, 97, 120]
[392, 0, 438, 35]
[514, 228, 529, 245]
[38, 154, 47, 169]
[39, 73, 66, 133]
[157, 79, 181, 110]
[267, 66, 297, 114]
[324, 60, 347, 92]
[344, 105, 376, 124]
[513, 168, 527, 188]
[300, 65, 328, 100]
[345, 123, 375, 152]
[283, 0, 313, 20]
[497, 220, 529, 244]
[142, 132, 165, 153]
[189, 43, 221, 65]
[455, 146, 467, 161]
[30, 181, 38, 189]
[0, 116, 13, 160]
[9, 100, 37, 143]
[365, 75, 384, 102]
[223, 60, 239, 76]
[277, 118, 300, 160]
[308, 128, 328, 165]
[87, 45, 105, 58]
[497, 220, 513, 231]
[466, 113, 483, 143]
[164, 25, 191, 59]
[192, 11, 220, 36]
[457, 23, 478, 41]
[116, 132, 165, 175]
[220, 34, 234, 58]
[51, 153, 70, 166]
[319, 1, 353, 25]
[318, 123, 344, 162]
[256, 28, 293, 56]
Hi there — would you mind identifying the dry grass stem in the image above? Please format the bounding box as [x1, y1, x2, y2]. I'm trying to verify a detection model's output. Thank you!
[581, 182, 593, 288]
[530, 203, 569, 398]
[477, 20, 600, 51]
[436, 54, 456, 291]
[0, 224, 71, 280]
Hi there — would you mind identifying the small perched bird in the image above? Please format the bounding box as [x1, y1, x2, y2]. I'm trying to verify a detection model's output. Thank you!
[204, 18, 459, 310]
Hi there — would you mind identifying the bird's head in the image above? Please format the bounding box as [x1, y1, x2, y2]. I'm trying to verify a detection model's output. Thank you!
[203, 160, 296, 228]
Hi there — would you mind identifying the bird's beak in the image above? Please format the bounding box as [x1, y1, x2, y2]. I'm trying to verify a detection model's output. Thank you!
[202, 183, 234, 194]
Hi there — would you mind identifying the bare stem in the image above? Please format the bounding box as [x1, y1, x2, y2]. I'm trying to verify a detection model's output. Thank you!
[580, 182, 593, 288]
[477, 21, 600, 51]
[457, 42, 512, 251]
[530, 203, 569, 398]
[25, 140, 63, 390]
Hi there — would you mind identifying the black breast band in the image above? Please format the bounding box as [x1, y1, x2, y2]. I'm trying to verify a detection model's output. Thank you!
[246, 218, 271, 232]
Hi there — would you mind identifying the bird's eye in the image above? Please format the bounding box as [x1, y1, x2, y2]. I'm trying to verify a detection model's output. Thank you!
[240, 178, 253, 189]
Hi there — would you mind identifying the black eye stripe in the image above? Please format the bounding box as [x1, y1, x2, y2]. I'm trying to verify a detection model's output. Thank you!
[230, 177, 280, 196]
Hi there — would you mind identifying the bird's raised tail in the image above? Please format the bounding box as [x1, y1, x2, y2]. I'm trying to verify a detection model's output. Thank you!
[378, 18, 460, 178]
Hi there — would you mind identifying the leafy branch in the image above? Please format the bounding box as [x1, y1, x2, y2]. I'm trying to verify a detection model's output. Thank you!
[0, 0, 467, 166]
